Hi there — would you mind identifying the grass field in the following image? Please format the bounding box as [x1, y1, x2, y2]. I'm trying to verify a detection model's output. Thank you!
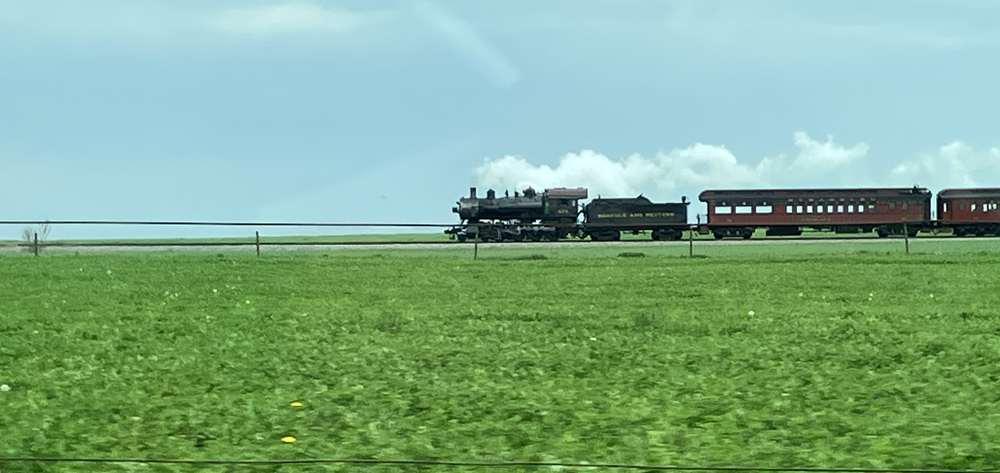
[2, 242, 1000, 472]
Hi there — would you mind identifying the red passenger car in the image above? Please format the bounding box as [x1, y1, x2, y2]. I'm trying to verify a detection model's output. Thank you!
[698, 187, 932, 239]
[937, 188, 1000, 237]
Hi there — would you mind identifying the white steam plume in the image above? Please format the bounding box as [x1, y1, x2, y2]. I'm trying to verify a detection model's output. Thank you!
[474, 132, 870, 201]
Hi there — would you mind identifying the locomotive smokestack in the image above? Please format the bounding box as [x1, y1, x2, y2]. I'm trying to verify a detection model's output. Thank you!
[470, 187, 477, 198]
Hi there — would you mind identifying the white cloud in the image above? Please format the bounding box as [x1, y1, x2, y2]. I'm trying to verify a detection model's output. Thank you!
[473, 132, 867, 203]
[208, 2, 376, 36]
[476, 133, 1000, 217]
[0, 1, 395, 48]
[787, 131, 870, 176]
[473, 150, 662, 198]
[890, 162, 917, 177]
[890, 141, 1000, 189]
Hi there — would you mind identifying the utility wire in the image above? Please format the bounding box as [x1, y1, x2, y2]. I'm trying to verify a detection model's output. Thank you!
[0, 220, 457, 227]
[0, 457, 995, 473]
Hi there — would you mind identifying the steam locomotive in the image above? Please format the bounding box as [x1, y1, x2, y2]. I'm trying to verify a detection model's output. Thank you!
[445, 185, 1000, 242]
[444, 186, 690, 242]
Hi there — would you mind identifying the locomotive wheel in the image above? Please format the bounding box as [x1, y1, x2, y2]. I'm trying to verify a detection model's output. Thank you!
[741, 230, 752, 240]
[713, 232, 724, 240]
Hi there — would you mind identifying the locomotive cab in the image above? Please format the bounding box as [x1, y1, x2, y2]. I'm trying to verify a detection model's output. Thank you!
[544, 187, 588, 222]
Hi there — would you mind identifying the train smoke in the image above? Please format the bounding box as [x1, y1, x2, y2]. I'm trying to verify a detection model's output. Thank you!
[474, 132, 870, 200]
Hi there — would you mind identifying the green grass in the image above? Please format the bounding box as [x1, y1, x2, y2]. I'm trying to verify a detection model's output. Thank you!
[455, 237, 997, 259]
[2, 244, 1000, 472]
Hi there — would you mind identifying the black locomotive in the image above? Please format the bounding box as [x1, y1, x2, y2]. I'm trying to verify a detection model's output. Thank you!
[445, 186, 690, 242]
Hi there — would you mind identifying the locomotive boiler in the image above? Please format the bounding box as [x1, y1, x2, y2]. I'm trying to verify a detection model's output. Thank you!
[446, 186, 588, 242]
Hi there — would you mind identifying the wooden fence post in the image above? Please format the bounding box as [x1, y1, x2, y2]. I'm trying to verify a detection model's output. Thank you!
[688, 226, 694, 257]
[34, 232, 38, 257]
[903, 222, 910, 254]
[474, 240, 478, 260]
[255, 231, 260, 257]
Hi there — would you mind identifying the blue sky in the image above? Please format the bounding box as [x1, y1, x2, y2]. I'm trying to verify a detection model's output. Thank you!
[2, 0, 999, 239]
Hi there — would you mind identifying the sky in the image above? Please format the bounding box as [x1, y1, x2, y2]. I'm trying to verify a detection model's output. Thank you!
[2, 0, 999, 240]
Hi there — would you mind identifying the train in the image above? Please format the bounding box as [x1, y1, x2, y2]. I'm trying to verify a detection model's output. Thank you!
[443, 185, 1000, 242]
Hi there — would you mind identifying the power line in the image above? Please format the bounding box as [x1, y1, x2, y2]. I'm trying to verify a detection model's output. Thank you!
[0, 220, 457, 227]
[1, 240, 454, 248]
[0, 457, 995, 473]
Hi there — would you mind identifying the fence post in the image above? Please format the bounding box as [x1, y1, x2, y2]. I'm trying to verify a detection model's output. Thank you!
[34, 232, 39, 257]
[474, 240, 478, 260]
[255, 231, 260, 257]
[688, 226, 694, 257]
[903, 222, 910, 254]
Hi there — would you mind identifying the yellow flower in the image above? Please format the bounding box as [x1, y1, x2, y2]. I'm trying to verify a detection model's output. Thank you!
[281, 436, 296, 443]
[290, 401, 303, 407]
